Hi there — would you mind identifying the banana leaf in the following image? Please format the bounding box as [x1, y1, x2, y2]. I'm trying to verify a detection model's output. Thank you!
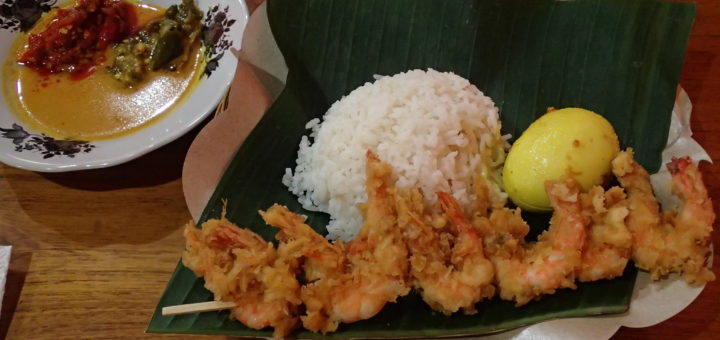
[148, 0, 695, 337]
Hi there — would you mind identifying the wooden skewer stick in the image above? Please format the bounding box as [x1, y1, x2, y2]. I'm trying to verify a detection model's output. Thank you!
[162, 301, 237, 316]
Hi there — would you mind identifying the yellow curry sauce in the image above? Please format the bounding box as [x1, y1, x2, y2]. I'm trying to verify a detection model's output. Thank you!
[2, 2, 203, 140]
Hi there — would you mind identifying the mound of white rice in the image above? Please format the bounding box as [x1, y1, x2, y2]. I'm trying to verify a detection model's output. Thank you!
[283, 69, 506, 241]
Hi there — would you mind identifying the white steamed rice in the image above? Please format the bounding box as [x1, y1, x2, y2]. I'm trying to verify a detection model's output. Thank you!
[283, 69, 506, 241]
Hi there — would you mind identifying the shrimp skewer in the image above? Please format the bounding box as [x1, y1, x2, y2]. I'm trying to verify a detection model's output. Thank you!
[613, 149, 715, 283]
[397, 189, 495, 315]
[484, 179, 588, 306]
[182, 218, 301, 338]
[261, 150, 410, 333]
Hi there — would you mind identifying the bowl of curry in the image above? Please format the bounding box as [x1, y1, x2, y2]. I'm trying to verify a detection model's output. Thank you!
[0, 0, 247, 172]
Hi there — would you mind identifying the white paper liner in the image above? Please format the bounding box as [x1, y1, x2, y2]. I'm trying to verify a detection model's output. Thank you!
[219, 3, 712, 338]
[0, 245, 10, 319]
[650, 87, 712, 211]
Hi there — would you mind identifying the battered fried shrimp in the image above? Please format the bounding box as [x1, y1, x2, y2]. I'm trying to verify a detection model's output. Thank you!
[397, 189, 495, 315]
[349, 151, 410, 289]
[612, 149, 715, 283]
[261, 151, 410, 333]
[260, 204, 346, 332]
[577, 186, 632, 282]
[182, 218, 301, 338]
[476, 207, 529, 261]
[484, 179, 587, 306]
[667, 156, 716, 283]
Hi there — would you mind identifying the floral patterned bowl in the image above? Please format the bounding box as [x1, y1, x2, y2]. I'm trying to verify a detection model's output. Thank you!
[0, 0, 248, 172]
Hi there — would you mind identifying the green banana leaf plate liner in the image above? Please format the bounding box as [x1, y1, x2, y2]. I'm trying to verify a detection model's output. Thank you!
[149, 0, 695, 337]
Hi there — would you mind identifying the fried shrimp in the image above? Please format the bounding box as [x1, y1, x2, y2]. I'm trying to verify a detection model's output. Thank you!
[259, 204, 346, 332]
[179, 143, 715, 335]
[261, 151, 410, 333]
[182, 218, 301, 338]
[667, 156, 716, 283]
[613, 149, 715, 283]
[577, 186, 632, 282]
[483, 179, 587, 306]
[397, 189, 495, 315]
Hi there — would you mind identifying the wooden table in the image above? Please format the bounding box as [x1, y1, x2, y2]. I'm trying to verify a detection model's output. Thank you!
[1, 0, 718, 339]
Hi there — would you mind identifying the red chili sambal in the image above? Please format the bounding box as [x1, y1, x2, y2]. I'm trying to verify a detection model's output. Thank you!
[17, 0, 137, 78]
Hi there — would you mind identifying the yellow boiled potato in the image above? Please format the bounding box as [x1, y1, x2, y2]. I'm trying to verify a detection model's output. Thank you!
[503, 108, 620, 212]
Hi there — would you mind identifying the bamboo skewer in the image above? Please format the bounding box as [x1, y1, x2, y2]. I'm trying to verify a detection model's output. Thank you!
[213, 87, 232, 117]
[162, 301, 237, 316]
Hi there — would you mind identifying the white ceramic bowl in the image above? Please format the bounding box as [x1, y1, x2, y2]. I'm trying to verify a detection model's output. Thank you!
[0, 0, 248, 172]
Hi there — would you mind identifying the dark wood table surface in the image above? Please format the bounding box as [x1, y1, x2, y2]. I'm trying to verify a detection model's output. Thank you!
[1, 0, 718, 339]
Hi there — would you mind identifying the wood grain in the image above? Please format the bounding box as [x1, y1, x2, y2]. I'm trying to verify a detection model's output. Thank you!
[5, 249, 189, 340]
[1, 0, 719, 339]
[0, 126, 200, 340]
